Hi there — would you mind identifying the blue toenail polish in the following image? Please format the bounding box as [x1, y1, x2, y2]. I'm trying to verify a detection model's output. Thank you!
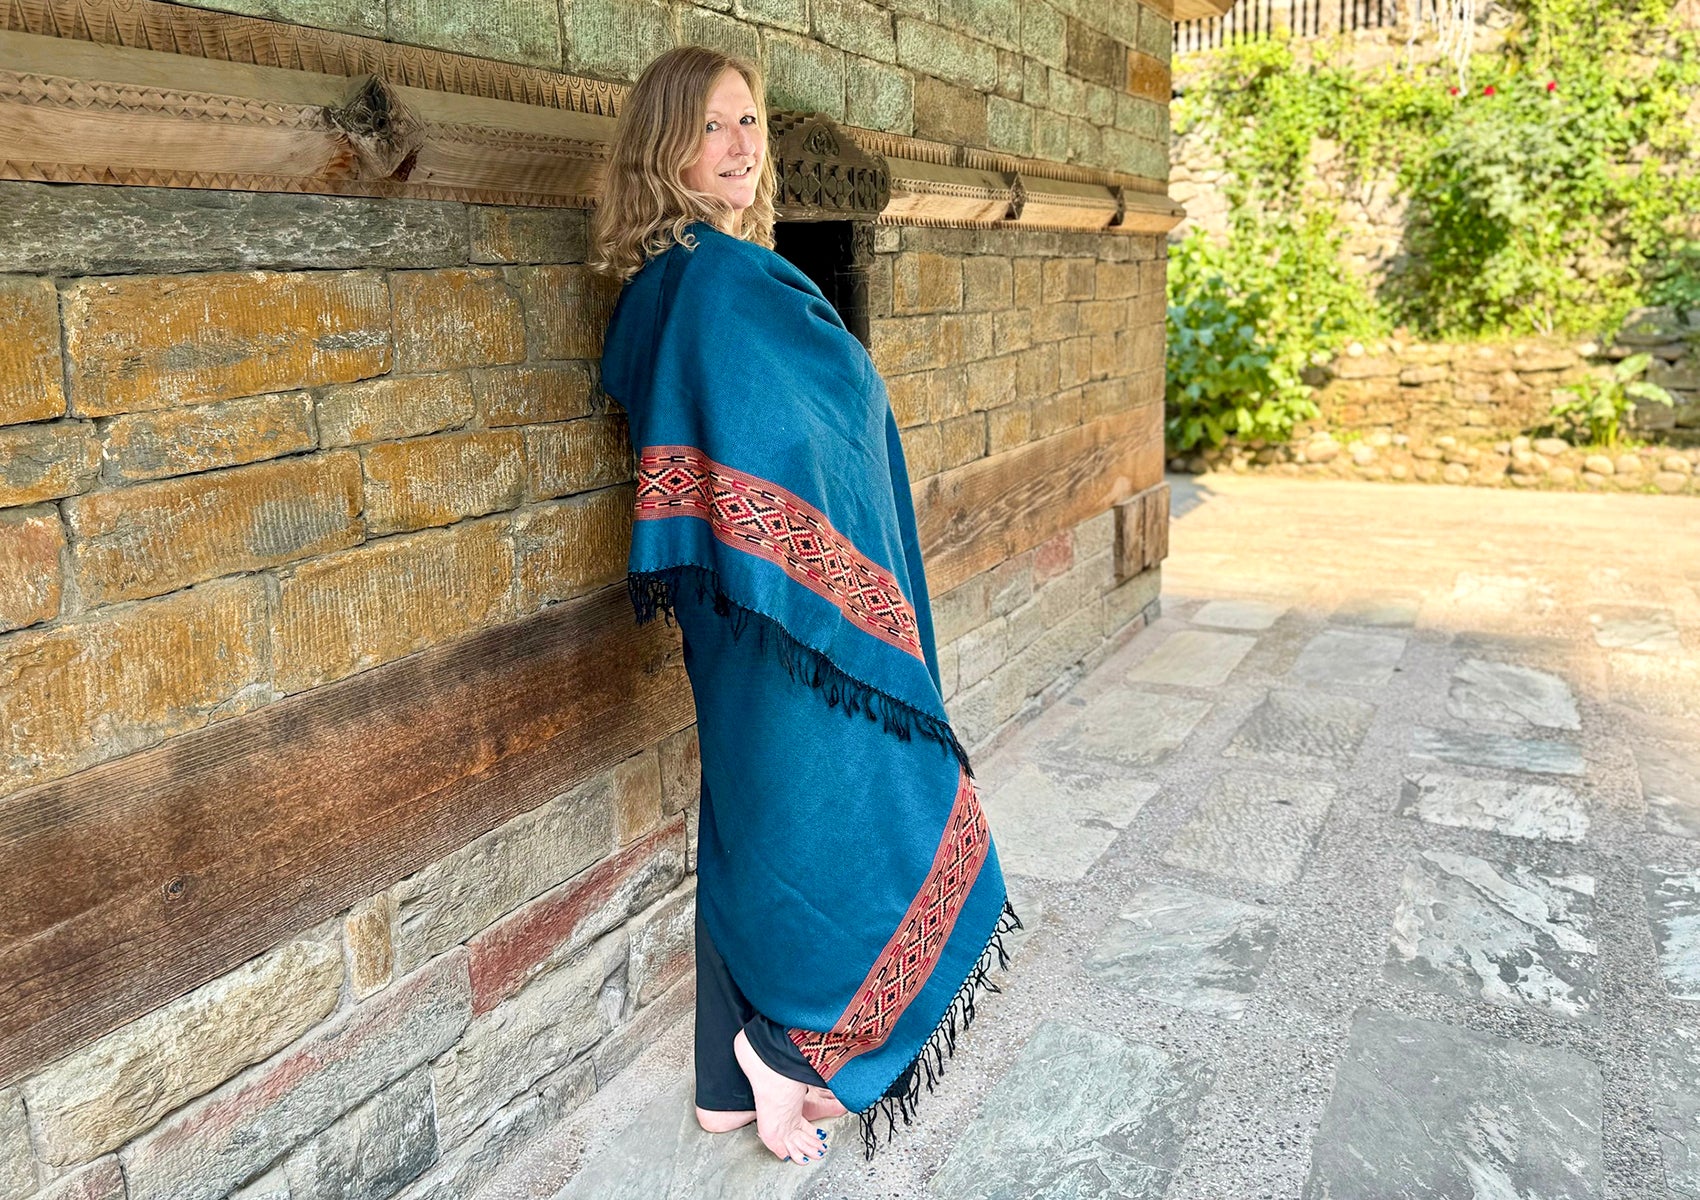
[817, 1130, 827, 1138]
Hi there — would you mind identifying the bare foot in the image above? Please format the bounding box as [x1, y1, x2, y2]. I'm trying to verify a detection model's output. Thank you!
[695, 1106, 754, 1133]
[733, 1029, 830, 1163]
[803, 1086, 848, 1121]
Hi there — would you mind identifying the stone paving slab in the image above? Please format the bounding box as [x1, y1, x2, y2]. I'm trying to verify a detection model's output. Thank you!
[1590, 604, 1682, 652]
[1609, 652, 1700, 721]
[1395, 771, 1589, 844]
[1410, 725, 1587, 776]
[1331, 594, 1422, 627]
[1645, 865, 1700, 1002]
[1160, 769, 1337, 887]
[1043, 688, 1212, 770]
[1653, 1024, 1700, 1197]
[1302, 1008, 1604, 1199]
[1222, 688, 1376, 770]
[979, 761, 1161, 881]
[1386, 849, 1599, 1022]
[925, 1020, 1212, 1200]
[1445, 658, 1581, 730]
[1637, 740, 1700, 839]
[1084, 881, 1279, 1019]
[1125, 629, 1256, 688]
[1190, 598, 1284, 631]
[1286, 628, 1407, 688]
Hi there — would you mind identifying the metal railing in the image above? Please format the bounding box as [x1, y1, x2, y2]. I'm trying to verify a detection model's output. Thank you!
[1176, 0, 1408, 53]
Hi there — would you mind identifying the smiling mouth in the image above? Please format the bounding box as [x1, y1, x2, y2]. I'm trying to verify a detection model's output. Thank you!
[719, 165, 753, 178]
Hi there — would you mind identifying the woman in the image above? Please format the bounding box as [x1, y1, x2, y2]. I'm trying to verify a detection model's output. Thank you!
[589, 45, 1019, 1166]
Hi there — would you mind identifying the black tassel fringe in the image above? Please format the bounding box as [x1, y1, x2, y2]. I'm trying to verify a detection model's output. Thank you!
[855, 896, 1023, 1161]
[628, 565, 974, 778]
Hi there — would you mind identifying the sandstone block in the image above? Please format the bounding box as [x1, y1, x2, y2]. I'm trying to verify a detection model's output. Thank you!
[567, 0, 675, 80]
[1333, 355, 1401, 381]
[272, 516, 515, 693]
[515, 485, 633, 610]
[118, 951, 471, 1200]
[317, 375, 475, 447]
[390, 0, 559, 62]
[345, 893, 397, 999]
[509, 266, 619, 361]
[611, 747, 665, 846]
[591, 971, 695, 1086]
[1066, 16, 1120, 84]
[524, 415, 634, 501]
[1034, 529, 1074, 583]
[913, 74, 986, 144]
[963, 256, 1013, 310]
[22, 937, 342, 1166]
[965, 356, 1017, 413]
[0, 1087, 34, 1197]
[955, 619, 1011, 689]
[389, 757, 629, 975]
[899, 422, 942, 478]
[64, 271, 389, 416]
[895, 17, 997, 90]
[1583, 454, 1615, 475]
[0, 506, 63, 632]
[1399, 364, 1448, 386]
[101, 391, 315, 483]
[282, 1068, 437, 1200]
[1041, 257, 1096, 303]
[811, 0, 896, 59]
[1653, 471, 1690, 494]
[658, 725, 700, 815]
[469, 208, 588, 266]
[33, 1156, 124, 1200]
[362, 431, 526, 535]
[431, 933, 624, 1144]
[391, 269, 526, 373]
[0, 577, 268, 794]
[1125, 49, 1169, 102]
[845, 54, 913, 134]
[884, 372, 932, 427]
[988, 400, 1033, 452]
[467, 815, 688, 1015]
[0, 276, 65, 425]
[66, 453, 363, 607]
[0, 421, 100, 507]
[939, 412, 987, 468]
[893, 251, 964, 314]
[473, 364, 595, 427]
[628, 885, 696, 1008]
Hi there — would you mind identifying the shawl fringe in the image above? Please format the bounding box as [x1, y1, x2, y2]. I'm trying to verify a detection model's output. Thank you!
[628, 564, 974, 778]
[855, 896, 1023, 1160]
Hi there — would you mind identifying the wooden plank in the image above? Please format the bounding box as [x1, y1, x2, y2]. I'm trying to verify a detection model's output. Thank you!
[0, 584, 692, 1088]
[914, 405, 1165, 596]
[1115, 479, 1171, 582]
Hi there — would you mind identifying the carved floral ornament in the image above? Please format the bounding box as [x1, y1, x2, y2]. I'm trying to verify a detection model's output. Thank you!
[0, 0, 1185, 232]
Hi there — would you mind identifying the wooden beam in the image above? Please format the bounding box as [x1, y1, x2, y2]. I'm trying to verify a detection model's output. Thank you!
[1115, 480, 1172, 581]
[914, 404, 1166, 596]
[0, 584, 692, 1088]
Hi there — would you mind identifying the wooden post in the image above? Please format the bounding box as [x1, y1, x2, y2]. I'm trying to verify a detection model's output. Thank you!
[1113, 480, 1171, 583]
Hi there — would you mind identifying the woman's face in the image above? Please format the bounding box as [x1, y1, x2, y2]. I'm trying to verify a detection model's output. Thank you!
[681, 67, 764, 232]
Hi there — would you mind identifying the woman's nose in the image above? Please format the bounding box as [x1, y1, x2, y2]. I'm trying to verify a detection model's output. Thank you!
[733, 126, 758, 157]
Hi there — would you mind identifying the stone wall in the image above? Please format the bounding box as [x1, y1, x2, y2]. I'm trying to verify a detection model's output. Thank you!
[0, 169, 1168, 1194]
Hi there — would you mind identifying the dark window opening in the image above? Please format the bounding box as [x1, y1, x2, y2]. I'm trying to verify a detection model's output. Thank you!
[773, 219, 873, 350]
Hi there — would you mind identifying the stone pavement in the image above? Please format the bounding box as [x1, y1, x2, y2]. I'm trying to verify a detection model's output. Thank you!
[483, 474, 1700, 1199]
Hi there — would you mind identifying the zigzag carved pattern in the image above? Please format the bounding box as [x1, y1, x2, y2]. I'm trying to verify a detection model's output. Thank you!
[634, 445, 924, 660]
[0, 69, 324, 128]
[790, 765, 992, 1079]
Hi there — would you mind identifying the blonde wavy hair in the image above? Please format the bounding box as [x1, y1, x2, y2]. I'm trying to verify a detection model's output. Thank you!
[589, 46, 778, 283]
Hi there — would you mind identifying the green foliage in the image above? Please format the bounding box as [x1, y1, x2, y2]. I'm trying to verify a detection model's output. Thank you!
[1164, 228, 1317, 452]
[1547, 352, 1675, 447]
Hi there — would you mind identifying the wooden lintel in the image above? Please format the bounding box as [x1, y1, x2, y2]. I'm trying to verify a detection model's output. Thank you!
[0, 584, 693, 1088]
[915, 405, 1166, 596]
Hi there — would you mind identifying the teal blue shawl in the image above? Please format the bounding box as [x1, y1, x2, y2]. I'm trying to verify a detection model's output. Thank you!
[599, 219, 1017, 1153]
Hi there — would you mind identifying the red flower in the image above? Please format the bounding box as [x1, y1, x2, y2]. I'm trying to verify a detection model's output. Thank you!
[1483, 84, 1497, 96]
[1546, 80, 1558, 92]
[1449, 86, 1460, 95]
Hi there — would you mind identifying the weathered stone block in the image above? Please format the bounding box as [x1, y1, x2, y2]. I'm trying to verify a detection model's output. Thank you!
[391, 269, 526, 373]
[1041, 257, 1096, 303]
[610, 747, 664, 846]
[872, 314, 947, 375]
[389, 757, 628, 975]
[898, 421, 943, 478]
[167, 0, 382, 34]
[763, 29, 847, 118]
[346, 893, 397, 999]
[318, 374, 476, 447]
[939, 412, 987, 468]
[846, 54, 913, 132]
[812, 0, 896, 58]
[22, 937, 342, 1166]
[892, 251, 964, 315]
[937, 0, 1017, 47]
[1135, 4, 1171, 61]
[431, 933, 624, 1144]
[509, 266, 619, 360]
[515, 484, 633, 610]
[567, 0, 676, 80]
[362, 430, 526, 534]
[884, 371, 932, 427]
[1065, 16, 1121, 85]
[32, 1156, 125, 1200]
[64, 272, 390, 416]
[0, 421, 100, 507]
[283, 1068, 437, 1200]
[469, 207, 588, 265]
[101, 391, 315, 484]
[628, 884, 696, 1007]
[0, 1087, 35, 1197]
[272, 516, 515, 693]
[1125, 49, 1168, 102]
[895, 17, 997, 90]
[658, 725, 700, 814]
[733, 0, 808, 31]
[681, 5, 762, 61]
[0, 505, 63, 632]
[590, 973, 695, 1087]
[388, 0, 561, 64]
[119, 951, 471, 1200]
[524, 415, 634, 501]
[0, 276, 65, 425]
[0, 184, 466, 276]
[987, 400, 1032, 452]
[66, 452, 362, 607]
[0, 577, 268, 793]
[1020, 0, 1065, 66]
[467, 815, 687, 1014]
